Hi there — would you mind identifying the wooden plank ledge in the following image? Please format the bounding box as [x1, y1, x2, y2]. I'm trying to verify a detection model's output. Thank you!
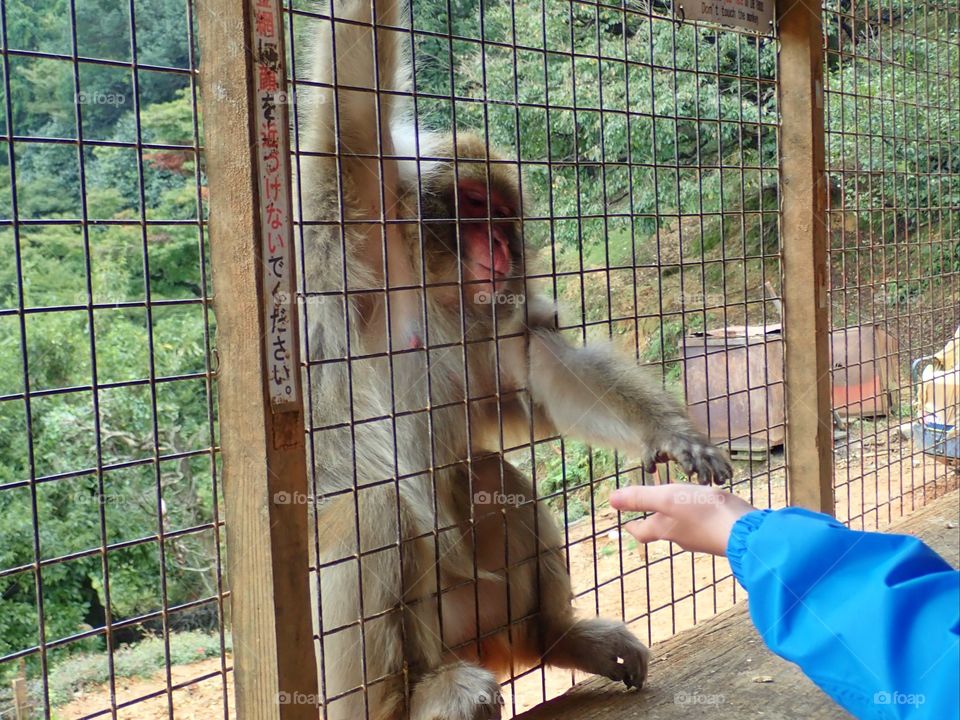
[516, 490, 959, 719]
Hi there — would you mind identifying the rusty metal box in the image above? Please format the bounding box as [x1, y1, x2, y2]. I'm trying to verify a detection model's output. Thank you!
[681, 325, 786, 451]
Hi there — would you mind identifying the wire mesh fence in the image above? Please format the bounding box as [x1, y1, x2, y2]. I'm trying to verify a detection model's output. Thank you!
[287, 1, 787, 716]
[0, 0, 229, 717]
[0, 0, 956, 719]
[823, 0, 959, 529]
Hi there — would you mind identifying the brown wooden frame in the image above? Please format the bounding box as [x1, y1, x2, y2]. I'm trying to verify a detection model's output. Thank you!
[195, 0, 838, 714]
[197, 0, 319, 717]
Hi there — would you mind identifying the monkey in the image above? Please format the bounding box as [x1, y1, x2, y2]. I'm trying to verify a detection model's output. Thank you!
[294, 2, 733, 718]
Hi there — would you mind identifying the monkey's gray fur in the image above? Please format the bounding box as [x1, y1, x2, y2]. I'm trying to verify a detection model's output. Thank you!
[295, 2, 732, 717]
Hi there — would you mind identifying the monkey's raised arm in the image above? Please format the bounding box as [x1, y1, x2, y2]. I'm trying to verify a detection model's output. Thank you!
[518, 327, 732, 486]
[300, 0, 420, 349]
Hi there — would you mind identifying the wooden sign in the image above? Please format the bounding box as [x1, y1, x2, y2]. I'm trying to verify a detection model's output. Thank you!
[679, 0, 775, 35]
[251, 0, 299, 411]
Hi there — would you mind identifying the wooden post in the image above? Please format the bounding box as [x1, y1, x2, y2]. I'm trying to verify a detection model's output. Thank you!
[196, 0, 319, 717]
[778, 0, 835, 514]
[12, 659, 28, 720]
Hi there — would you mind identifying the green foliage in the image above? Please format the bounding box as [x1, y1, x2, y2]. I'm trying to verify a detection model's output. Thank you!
[825, 3, 960, 242]
[410, 1, 779, 248]
[40, 631, 231, 707]
[1, 0, 957, 694]
[529, 440, 620, 521]
[0, 0, 214, 683]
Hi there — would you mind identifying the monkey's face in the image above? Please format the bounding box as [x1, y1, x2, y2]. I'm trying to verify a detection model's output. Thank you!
[455, 177, 523, 303]
[420, 168, 524, 317]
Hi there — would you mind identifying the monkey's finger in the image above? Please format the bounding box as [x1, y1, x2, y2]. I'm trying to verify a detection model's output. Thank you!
[619, 638, 649, 690]
[693, 457, 716, 486]
[687, 445, 732, 486]
[702, 449, 733, 486]
[640, 450, 673, 475]
[674, 450, 697, 480]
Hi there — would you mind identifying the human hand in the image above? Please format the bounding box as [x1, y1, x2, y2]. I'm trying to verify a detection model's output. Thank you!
[609, 483, 756, 556]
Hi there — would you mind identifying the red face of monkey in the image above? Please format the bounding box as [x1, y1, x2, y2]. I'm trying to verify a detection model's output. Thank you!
[454, 176, 522, 304]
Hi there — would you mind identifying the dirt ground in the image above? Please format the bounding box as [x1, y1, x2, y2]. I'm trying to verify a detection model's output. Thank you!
[58, 418, 957, 719]
[56, 656, 234, 720]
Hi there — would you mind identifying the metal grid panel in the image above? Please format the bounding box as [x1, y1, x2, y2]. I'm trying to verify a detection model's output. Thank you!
[0, 1, 229, 717]
[287, 1, 785, 715]
[823, 0, 960, 529]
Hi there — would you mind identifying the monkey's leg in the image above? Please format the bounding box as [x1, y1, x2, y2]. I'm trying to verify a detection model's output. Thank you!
[316, 487, 435, 720]
[465, 456, 649, 690]
[317, 472, 503, 720]
[519, 478, 650, 689]
[521, 327, 733, 485]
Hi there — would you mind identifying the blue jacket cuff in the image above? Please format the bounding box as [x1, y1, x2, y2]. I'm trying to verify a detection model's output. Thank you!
[726, 509, 771, 585]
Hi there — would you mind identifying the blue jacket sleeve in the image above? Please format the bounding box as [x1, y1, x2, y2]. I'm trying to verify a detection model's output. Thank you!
[727, 507, 959, 720]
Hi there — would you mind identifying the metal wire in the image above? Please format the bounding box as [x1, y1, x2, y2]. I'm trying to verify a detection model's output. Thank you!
[290, 1, 790, 715]
[824, 0, 960, 531]
[0, 0, 228, 716]
[3, 0, 955, 718]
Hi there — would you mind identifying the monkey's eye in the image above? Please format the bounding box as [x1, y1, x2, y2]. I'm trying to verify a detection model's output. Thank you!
[462, 189, 487, 209]
[459, 185, 514, 219]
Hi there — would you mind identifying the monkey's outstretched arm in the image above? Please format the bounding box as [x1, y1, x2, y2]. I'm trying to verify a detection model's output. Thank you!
[520, 328, 732, 485]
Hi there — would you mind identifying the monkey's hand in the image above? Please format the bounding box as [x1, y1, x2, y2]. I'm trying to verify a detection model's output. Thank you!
[642, 429, 733, 486]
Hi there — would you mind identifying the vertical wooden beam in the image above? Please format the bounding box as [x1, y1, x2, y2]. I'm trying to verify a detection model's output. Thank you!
[778, 0, 835, 514]
[12, 660, 28, 720]
[196, 0, 319, 717]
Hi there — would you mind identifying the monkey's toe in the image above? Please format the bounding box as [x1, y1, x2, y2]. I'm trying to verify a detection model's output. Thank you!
[474, 693, 503, 720]
[410, 664, 503, 720]
[610, 636, 649, 690]
[591, 623, 649, 690]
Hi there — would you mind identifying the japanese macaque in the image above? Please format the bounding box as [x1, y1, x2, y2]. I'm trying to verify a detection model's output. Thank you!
[296, 2, 732, 718]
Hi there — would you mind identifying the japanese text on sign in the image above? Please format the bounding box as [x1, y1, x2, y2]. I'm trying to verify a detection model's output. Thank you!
[680, 0, 775, 34]
[252, 0, 298, 410]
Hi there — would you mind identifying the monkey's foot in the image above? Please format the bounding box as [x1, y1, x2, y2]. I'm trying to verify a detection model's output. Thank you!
[644, 430, 734, 486]
[565, 618, 649, 690]
[409, 663, 503, 720]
